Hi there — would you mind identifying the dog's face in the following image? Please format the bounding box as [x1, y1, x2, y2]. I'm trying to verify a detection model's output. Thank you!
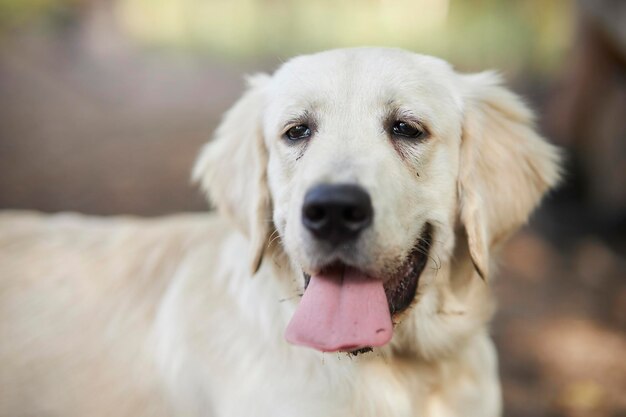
[265, 50, 460, 281]
[195, 48, 560, 354]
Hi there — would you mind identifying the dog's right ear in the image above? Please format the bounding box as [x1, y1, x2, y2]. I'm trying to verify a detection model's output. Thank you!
[193, 74, 272, 275]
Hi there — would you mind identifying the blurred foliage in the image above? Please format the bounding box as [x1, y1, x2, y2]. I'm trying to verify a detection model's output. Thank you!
[119, 0, 574, 73]
[0, 0, 574, 73]
[0, 0, 79, 31]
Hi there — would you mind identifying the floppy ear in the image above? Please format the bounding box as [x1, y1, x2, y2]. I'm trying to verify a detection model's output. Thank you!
[193, 74, 272, 275]
[458, 72, 561, 280]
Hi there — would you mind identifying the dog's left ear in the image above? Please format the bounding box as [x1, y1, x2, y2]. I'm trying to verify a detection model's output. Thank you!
[193, 74, 272, 275]
[458, 72, 561, 280]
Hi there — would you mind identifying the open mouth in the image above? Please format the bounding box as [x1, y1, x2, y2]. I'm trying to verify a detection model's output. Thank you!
[383, 222, 433, 315]
[286, 223, 433, 353]
[302, 223, 432, 316]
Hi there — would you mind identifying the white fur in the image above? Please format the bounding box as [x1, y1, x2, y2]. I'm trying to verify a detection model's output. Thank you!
[0, 48, 560, 417]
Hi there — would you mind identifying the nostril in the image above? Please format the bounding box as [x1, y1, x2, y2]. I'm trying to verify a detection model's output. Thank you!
[304, 205, 326, 223]
[343, 206, 366, 223]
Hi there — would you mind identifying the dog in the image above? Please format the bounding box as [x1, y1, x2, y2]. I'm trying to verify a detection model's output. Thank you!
[0, 47, 560, 417]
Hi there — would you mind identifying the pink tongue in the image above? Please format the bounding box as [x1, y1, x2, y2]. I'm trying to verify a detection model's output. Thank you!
[285, 266, 393, 352]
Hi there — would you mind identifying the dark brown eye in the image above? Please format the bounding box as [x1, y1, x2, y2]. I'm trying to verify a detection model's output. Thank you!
[391, 121, 425, 139]
[285, 124, 312, 141]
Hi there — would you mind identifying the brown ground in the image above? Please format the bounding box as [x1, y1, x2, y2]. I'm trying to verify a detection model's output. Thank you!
[1, 29, 624, 417]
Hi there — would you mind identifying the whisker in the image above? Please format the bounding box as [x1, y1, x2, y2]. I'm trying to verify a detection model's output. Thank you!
[268, 233, 282, 247]
[278, 293, 302, 303]
[267, 230, 282, 248]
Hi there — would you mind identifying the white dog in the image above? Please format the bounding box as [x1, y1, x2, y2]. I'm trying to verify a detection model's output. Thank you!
[0, 48, 560, 417]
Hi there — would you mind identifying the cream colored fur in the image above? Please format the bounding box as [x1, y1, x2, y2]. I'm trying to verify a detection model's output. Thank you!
[0, 48, 560, 417]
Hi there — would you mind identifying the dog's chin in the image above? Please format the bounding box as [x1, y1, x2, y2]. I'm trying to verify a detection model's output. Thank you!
[302, 223, 433, 319]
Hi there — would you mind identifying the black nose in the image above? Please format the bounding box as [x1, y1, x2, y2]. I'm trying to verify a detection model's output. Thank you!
[302, 184, 373, 245]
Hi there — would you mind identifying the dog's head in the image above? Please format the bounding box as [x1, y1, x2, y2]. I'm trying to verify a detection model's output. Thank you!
[194, 48, 560, 356]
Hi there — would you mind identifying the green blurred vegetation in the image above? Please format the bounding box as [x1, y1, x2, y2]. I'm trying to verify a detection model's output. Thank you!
[120, 0, 573, 72]
[0, 0, 78, 31]
[1, 0, 573, 73]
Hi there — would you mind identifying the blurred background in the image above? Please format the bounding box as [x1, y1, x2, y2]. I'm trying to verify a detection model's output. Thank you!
[0, 0, 624, 416]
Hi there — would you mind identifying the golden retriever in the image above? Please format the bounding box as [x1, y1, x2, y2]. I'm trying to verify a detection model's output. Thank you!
[0, 48, 561, 417]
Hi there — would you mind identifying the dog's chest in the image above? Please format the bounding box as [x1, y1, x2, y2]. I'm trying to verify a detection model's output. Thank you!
[189, 351, 436, 417]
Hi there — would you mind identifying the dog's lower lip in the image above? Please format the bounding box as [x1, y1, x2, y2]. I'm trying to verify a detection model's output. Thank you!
[301, 223, 433, 316]
[349, 347, 373, 355]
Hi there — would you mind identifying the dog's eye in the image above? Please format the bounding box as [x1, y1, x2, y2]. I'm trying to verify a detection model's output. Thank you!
[391, 121, 425, 139]
[285, 124, 312, 141]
